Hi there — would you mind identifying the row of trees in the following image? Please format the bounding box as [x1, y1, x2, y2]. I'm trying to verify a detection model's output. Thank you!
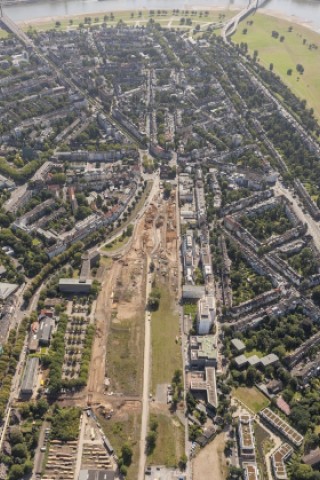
[23, 241, 83, 302]
[0, 314, 33, 421]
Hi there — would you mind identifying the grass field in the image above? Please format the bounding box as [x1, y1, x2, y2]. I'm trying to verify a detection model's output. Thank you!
[244, 348, 264, 358]
[107, 316, 144, 395]
[233, 387, 270, 413]
[0, 27, 9, 39]
[233, 13, 320, 119]
[102, 235, 130, 253]
[98, 410, 141, 480]
[151, 284, 182, 393]
[147, 413, 185, 467]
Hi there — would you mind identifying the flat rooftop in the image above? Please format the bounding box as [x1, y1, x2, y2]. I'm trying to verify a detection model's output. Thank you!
[190, 336, 217, 361]
[59, 278, 92, 286]
[0, 282, 18, 300]
[189, 367, 218, 409]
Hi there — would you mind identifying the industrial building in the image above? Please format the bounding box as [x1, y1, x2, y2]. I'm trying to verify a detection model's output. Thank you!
[20, 357, 39, 398]
[182, 285, 206, 302]
[38, 316, 54, 346]
[0, 282, 18, 301]
[59, 278, 92, 294]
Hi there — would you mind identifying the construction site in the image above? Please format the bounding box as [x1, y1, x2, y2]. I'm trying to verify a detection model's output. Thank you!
[78, 180, 182, 478]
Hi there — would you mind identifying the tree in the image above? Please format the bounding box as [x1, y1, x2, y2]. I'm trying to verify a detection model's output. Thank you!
[178, 453, 187, 470]
[33, 398, 49, 418]
[296, 63, 304, 75]
[9, 427, 24, 445]
[121, 443, 133, 466]
[8, 465, 24, 480]
[312, 286, 320, 305]
[12, 443, 27, 460]
[290, 404, 310, 434]
[146, 430, 157, 454]
[119, 465, 128, 476]
[246, 366, 257, 387]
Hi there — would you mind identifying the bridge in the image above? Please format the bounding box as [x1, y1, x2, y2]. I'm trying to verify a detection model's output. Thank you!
[0, 11, 33, 48]
[222, 0, 269, 42]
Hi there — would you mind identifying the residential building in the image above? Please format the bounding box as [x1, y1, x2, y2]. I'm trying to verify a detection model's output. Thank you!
[238, 415, 255, 459]
[271, 443, 293, 480]
[243, 464, 259, 480]
[231, 338, 246, 354]
[260, 408, 303, 447]
[197, 295, 215, 335]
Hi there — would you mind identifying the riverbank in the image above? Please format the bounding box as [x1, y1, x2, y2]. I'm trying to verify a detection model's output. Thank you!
[15, 7, 238, 33]
[232, 11, 320, 119]
[12, 4, 320, 35]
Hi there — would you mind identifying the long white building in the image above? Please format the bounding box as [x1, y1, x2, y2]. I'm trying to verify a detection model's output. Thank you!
[197, 295, 215, 335]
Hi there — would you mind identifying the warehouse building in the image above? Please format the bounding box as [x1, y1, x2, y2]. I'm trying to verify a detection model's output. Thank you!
[20, 357, 39, 398]
[59, 278, 92, 294]
[0, 282, 18, 301]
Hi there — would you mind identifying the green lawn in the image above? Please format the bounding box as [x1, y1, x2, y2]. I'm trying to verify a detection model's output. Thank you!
[244, 348, 264, 359]
[107, 316, 144, 395]
[151, 284, 182, 392]
[233, 12, 320, 119]
[102, 235, 130, 253]
[233, 387, 270, 413]
[0, 27, 9, 39]
[147, 413, 185, 467]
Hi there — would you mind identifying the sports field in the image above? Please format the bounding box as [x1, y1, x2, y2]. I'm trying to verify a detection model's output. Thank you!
[233, 13, 320, 119]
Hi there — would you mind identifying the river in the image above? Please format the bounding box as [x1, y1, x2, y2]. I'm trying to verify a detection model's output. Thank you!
[3, 0, 320, 32]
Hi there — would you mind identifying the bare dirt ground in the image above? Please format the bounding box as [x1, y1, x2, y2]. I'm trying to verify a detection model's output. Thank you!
[193, 433, 228, 480]
[87, 260, 122, 400]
